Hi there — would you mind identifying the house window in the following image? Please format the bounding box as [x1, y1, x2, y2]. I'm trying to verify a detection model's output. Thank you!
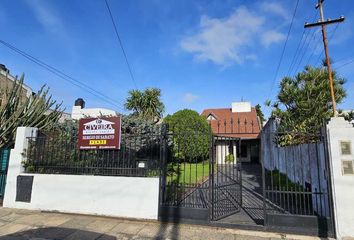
[207, 114, 216, 120]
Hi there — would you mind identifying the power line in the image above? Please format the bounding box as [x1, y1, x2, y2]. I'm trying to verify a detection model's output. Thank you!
[286, 29, 305, 76]
[335, 58, 354, 69]
[104, 0, 137, 89]
[287, 12, 319, 76]
[304, 0, 345, 116]
[267, 0, 300, 100]
[302, 29, 322, 67]
[289, 29, 315, 76]
[314, 23, 339, 65]
[0, 39, 125, 111]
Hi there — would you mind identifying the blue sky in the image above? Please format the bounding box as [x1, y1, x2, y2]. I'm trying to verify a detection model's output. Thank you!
[0, 0, 353, 116]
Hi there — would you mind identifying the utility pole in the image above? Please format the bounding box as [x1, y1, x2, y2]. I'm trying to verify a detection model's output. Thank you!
[304, 0, 345, 117]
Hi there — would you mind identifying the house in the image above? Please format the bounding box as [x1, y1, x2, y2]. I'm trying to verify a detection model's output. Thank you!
[0, 64, 34, 105]
[71, 98, 118, 120]
[201, 102, 261, 164]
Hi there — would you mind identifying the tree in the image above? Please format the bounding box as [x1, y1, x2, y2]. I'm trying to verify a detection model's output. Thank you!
[124, 88, 165, 122]
[268, 66, 346, 145]
[0, 74, 63, 149]
[164, 109, 211, 162]
[255, 104, 265, 126]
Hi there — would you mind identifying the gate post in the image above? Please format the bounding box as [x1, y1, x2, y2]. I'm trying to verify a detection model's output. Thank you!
[326, 117, 354, 239]
[3, 127, 38, 207]
[158, 123, 168, 220]
[208, 134, 214, 221]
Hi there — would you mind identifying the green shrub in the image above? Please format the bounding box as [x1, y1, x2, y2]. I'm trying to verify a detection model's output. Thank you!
[225, 154, 235, 163]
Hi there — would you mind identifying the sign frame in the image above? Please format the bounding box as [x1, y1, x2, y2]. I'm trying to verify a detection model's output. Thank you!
[78, 116, 121, 150]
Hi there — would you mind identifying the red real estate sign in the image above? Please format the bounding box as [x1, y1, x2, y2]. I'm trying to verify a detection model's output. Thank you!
[78, 116, 121, 150]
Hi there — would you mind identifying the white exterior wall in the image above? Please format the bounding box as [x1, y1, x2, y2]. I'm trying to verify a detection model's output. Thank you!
[4, 174, 159, 220]
[216, 141, 249, 164]
[71, 106, 117, 120]
[3, 127, 160, 220]
[231, 102, 251, 113]
[326, 117, 354, 239]
[216, 143, 230, 164]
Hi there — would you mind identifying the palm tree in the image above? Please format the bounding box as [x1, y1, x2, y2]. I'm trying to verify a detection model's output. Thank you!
[124, 90, 143, 116]
[124, 88, 165, 121]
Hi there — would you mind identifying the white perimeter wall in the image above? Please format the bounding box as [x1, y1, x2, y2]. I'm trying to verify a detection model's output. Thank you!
[3, 127, 160, 220]
[327, 117, 354, 239]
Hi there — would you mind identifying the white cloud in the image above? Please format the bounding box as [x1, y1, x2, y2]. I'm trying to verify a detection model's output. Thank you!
[260, 2, 289, 21]
[183, 93, 199, 103]
[180, 6, 286, 66]
[261, 30, 286, 47]
[25, 0, 65, 35]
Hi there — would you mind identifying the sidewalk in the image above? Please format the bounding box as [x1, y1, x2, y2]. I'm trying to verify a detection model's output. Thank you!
[0, 208, 325, 240]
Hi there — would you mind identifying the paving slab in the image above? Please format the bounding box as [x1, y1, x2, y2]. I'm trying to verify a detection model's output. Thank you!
[84, 219, 120, 234]
[20, 227, 77, 240]
[0, 208, 327, 240]
[59, 216, 96, 230]
[110, 222, 147, 236]
[63, 229, 103, 240]
[15, 213, 71, 227]
[0, 223, 33, 237]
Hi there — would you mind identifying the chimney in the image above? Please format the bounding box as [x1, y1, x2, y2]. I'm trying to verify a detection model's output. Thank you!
[0, 64, 9, 74]
[74, 98, 85, 109]
[232, 102, 251, 113]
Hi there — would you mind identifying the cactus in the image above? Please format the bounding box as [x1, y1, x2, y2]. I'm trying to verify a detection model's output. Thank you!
[0, 74, 63, 149]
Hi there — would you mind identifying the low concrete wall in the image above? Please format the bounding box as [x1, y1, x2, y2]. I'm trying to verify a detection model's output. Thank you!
[3, 127, 160, 220]
[5, 174, 159, 220]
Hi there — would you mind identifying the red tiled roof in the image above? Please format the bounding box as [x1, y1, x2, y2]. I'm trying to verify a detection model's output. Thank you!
[201, 107, 261, 139]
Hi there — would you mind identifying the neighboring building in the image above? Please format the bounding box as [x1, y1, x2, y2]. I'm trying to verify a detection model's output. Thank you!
[45, 109, 72, 123]
[0, 64, 34, 106]
[71, 98, 118, 120]
[201, 102, 261, 164]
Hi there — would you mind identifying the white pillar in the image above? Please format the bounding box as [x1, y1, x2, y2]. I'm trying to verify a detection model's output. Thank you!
[326, 117, 354, 239]
[233, 143, 237, 163]
[216, 143, 221, 164]
[3, 127, 38, 207]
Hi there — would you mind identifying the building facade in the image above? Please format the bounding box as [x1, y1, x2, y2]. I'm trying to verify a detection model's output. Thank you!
[201, 102, 261, 164]
[0, 64, 33, 106]
[71, 98, 118, 120]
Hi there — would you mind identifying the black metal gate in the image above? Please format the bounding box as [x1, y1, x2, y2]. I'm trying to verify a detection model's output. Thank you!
[159, 125, 211, 222]
[261, 122, 335, 237]
[159, 125, 244, 223]
[210, 136, 242, 221]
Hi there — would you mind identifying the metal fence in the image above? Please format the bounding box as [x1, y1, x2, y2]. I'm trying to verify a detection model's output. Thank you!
[25, 125, 163, 177]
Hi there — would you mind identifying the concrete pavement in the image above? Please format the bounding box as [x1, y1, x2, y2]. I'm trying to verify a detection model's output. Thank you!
[0, 208, 327, 240]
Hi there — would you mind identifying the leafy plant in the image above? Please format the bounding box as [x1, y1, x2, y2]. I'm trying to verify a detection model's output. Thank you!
[255, 104, 265, 126]
[268, 66, 346, 145]
[225, 154, 235, 163]
[164, 109, 211, 162]
[0, 74, 63, 149]
[124, 88, 165, 122]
